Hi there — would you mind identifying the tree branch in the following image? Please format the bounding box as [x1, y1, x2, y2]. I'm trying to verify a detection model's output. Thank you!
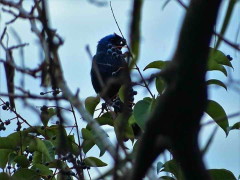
[130, 0, 222, 179]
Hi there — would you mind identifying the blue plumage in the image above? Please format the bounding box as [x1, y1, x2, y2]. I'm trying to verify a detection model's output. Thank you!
[91, 34, 141, 136]
[91, 33, 127, 101]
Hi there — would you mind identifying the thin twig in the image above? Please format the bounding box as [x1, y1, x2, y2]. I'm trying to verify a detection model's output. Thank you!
[87, 168, 92, 180]
[110, 1, 154, 98]
[0, 93, 65, 100]
[175, 0, 240, 51]
[213, 32, 240, 51]
[71, 104, 83, 162]
[0, 97, 32, 127]
[0, 27, 7, 41]
[8, 43, 29, 50]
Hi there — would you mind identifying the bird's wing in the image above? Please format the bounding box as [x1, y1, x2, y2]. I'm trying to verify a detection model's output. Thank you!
[93, 53, 119, 74]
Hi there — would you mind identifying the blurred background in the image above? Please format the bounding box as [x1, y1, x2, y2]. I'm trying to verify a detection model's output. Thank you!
[0, 0, 239, 179]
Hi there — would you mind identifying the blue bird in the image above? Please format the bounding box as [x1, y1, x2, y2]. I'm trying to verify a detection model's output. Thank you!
[91, 33, 138, 112]
[91, 33, 141, 136]
[91, 33, 128, 103]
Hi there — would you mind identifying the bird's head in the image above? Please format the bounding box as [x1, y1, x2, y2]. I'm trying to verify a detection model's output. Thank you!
[97, 33, 126, 53]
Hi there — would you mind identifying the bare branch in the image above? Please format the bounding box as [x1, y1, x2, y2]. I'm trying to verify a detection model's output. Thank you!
[175, 0, 240, 51]
[8, 42, 29, 50]
[0, 93, 65, 101]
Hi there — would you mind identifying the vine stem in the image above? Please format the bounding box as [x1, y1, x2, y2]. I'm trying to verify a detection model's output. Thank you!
[110, 1, 154, 98]
[70, 104, 84, 179]
[0, 97, 33, 128]
[134, 64, 154, 97]
[70, 104, 83, 161]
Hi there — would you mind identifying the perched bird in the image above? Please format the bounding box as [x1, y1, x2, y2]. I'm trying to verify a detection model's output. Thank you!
[91, 33, 128, 105]
[91, 33, 141, 137]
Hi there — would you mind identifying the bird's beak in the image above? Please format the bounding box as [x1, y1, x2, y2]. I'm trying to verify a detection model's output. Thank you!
[121, 45, 128, 51]
[114, 45, 127, 49]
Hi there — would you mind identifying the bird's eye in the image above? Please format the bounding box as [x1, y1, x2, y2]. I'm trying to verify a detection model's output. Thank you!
[120, 41, 123, 45]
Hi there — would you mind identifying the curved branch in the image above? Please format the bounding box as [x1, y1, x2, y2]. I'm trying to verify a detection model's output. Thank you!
[130, 0, 222, 180]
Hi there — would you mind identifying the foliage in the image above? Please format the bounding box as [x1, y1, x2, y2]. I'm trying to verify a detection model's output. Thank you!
[157, 159, 237, 180]
[0, 0, 239, 180]
[0, 45, 237, 180]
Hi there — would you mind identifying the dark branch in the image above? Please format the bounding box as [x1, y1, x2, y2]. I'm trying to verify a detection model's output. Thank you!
[130, 0, 222, 180]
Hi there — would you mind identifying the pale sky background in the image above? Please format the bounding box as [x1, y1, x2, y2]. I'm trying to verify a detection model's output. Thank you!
[0, 0, 239, 179]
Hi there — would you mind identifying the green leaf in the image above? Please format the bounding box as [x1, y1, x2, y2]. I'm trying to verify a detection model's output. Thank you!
[96, 142, 106, 157]
[143, 60, 169, 71]
[81, 128, 106, 156]
[0, 149, 12, 168]
[118, 85, 126, 103]
[207, 48, 233, 76]
[114, 113, 135, 143]
[206, 79, 227, 91]
[32, 151, 42, 164]
[0, 172, 11, 180]
[84, 157, 107, 167]
[41, 108, 57, 126]
[67, 135, 80, 156]
[29, 138, 52, 162]
[14, 155, 30, 168]
[85, 96, 100, 116]
[129, 115, 136, 125]
[82, 128, 97, 154]
[157, 161, 164, 174]
[43, 125, 61, 138]
[82, 128, 94, 140]
[0, 131, 34, 150]
[25, 125, 59, 140]
[209, 48, 233, 68]
[207, 60, 227, 76]
[31, 163, 53, 176]
[86, 112, 114, 130]
[47, 159, 65, 169]
[209, 169, 236, 180]
[229, 122, 240, 131]
[205, 100, 229, 135]
[35, 126, 70, 155]
[57, 172, 73, 180]
[133, 98, 156, 130]
[82, 140, 95, 154]
[129, 140, 139, 160]
[12, 169, 40, 180]
[125, 125, 135, 142]
[161, 160, 184, 180]
[43, 140, 55, 160]
[156, 76, 165, 94]
[8, 152, 17, 164]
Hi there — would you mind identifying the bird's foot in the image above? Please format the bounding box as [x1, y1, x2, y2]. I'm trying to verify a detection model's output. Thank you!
[112, 67, 125, 77]
[112, 98, 123, 113]
[98, 102, 109, 117]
